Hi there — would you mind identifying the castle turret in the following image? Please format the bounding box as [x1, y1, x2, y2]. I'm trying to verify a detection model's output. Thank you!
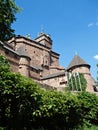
[67, 54, 94, 92]
[17, 45, 31, 77]
[35, 33, 52, 49]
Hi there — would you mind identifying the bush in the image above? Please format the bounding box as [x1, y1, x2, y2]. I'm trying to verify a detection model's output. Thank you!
[0, 55, 98, 129]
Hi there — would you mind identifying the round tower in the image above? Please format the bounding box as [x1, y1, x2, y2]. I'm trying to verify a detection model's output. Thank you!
[17, 45, 31, 77]
[67, 54, 94, 92]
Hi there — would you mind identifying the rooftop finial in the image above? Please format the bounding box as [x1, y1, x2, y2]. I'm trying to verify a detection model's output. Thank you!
[74, 50, 78, 55]
[37, 25, 45, 36]
[26, 34, 31, 39]
[41, 24, 44, 33]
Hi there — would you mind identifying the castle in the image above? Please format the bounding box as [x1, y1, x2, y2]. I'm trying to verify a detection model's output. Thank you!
[0, 33, 97, 92]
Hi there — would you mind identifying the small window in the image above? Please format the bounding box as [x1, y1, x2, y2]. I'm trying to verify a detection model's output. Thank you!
[14, 55, 17, 58]
[19, 66, 22, 69]
[5, 51, 9, 54]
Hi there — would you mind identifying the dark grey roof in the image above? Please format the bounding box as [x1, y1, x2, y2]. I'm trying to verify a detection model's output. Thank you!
[0, 41, 19, 56]
[30, 65, 43, 71]
[4, 46, 19, 55]
[16, 45, 30, 58]
[41, 71, 65, 80]
[67, 55, 90, 70]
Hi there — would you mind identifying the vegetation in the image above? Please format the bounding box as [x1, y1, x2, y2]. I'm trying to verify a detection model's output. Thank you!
[0, 0, 97, 129]
[0, 0, 20, 41]
[97, 64, 98, 82]
[67, 72, 87, 91]
[0, 55, 98, 130]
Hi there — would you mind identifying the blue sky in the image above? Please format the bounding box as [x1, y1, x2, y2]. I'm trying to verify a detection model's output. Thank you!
[12, 0, 98, 80]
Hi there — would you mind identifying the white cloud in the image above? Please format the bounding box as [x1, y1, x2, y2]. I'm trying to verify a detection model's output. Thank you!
[88, 17, 98, 27]
[94, 55, 98, 60]
[96, 22, 98, 26]
[88, 22, 94, 27]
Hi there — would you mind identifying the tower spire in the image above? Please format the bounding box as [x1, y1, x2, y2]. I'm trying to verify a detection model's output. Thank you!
[41, 24, 44, 33]
[74, 50, 78, 55]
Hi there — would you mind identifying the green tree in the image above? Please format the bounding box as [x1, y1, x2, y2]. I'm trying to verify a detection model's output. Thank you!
[0, 55, 44, 129]
[0, 0, 20, 41]
[97, 64, 98, 82]
[77, 92, 98, 127]
[0, 54, 10, 72]
[0, 55, 98, 129]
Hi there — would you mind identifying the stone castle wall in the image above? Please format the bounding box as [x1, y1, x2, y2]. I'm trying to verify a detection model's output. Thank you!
[0, 34, 95, 93]
[0, 44, 19, 73]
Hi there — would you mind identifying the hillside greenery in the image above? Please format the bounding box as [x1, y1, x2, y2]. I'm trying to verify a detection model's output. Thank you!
[0, 55, 98, 130]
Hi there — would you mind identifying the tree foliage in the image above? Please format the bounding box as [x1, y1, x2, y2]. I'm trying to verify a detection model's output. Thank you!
[0, 55, 10, 71]
[0, 55, 98, 129]
[0, 0, 20, 41]
[97, 64, 98, 82]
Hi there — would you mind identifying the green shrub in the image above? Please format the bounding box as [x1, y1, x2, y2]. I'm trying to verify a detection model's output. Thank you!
[0, 55, 98, 129]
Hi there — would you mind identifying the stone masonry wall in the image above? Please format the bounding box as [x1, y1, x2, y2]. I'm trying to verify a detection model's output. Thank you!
[0, 46, 19, 73]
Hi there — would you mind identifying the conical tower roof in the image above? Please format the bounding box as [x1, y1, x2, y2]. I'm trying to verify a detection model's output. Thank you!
[67, 54, 90, 70]
[16, 45, 30, 59]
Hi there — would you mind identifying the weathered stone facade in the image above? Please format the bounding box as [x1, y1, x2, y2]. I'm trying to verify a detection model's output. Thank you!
[0, 33, 96, 92]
